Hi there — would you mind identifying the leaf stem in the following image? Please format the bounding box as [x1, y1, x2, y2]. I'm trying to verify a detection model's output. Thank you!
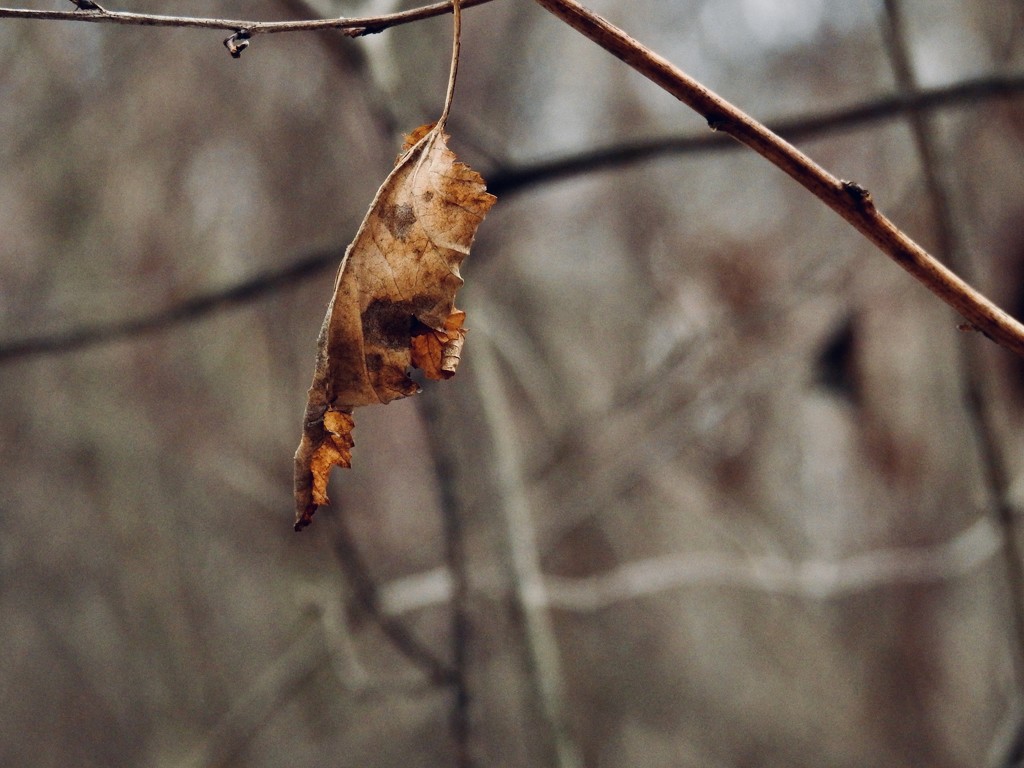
[530, 0, 1024, 359]
[437, 0, 462, 130]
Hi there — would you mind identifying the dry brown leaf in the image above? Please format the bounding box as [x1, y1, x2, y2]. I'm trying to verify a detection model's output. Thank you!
[308, 410, 355, 506]
[411, 309, 467, 380]
[293, 125, 496, 531]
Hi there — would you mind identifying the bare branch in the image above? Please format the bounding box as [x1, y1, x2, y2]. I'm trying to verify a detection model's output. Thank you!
[331, 512, 457, 686]
[471, 333, 584, 768]
[1, 72, 1021, 365]
[530, 0, 1024, 358]
[544, 516, 1001, 609]
[416, 389, 473, 768]
[880, 0, 1024, 707]
[0, 246, 340, 364]
[178, 623, 326, 768]
[371, 515, 1002, 613]
[488, 72, 1024, 195]
[278, 0, 401, 136]
[0, 0, 496, 39]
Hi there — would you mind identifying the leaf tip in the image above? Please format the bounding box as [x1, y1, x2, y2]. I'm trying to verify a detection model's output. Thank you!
[293, 409, 355, 530]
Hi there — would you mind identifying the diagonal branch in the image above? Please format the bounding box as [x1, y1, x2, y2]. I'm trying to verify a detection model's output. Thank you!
[488, 72, 1024, 195]
[530, 0, 1024, 359]
[0, 246, 341, 364]
[0, 0, 496, 39]
[1, 72, 1021, 365]
[331, 512, 458, 686]
[276, 0, 400, 135]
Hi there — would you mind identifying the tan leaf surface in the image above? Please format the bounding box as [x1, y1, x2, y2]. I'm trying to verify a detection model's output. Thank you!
[294, 125, 496, 530]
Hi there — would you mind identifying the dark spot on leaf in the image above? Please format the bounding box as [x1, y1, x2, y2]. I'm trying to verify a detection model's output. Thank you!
[362, 298, 413, 349]
[380, 202, 416, 240]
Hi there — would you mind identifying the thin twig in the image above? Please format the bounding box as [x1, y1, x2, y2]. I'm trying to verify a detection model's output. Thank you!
[1, 72, 1021, 365]
[547, 513, 999, 608]
[530, 0, 1024, 359]
[487, 72, 1024, 196]
[278, 0, 400, 136]
[178, 623, 326, 768]
[0, 246, 342, 363]
[471, 332, 584, 768]
[331, 511, 457, 686]
[0, 0, 495, 38]
[416, 390, 473, 768]
[881, 0, 1024, 738]
[371, 514, 1001, 612]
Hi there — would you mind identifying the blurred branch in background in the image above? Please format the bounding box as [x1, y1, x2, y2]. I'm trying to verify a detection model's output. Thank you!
[876, 1, 1024, 763]
[880, 0, 1024, 690]
[373, 514, 1002, 614]
[331, 511, 457, 686]
[415, 388, 473, 768]
[181, 587, 439, 768]
[279, 0, 400, 136]
[0, 72, 1022, 366]
[487, 72, 1024, 196]
[178, 622, 326, 768]
[0, 245, 343, 363]
[471, 333, 584, 768]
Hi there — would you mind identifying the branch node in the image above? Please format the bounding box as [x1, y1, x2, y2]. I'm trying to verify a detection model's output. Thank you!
[707, 115, 728, 132]
[68, 0, 106, 10]
[841, 179, 874, 210]
[224, 29, 251, 59]
[345, 25, 380, 37]
[958, 321, 993, 340]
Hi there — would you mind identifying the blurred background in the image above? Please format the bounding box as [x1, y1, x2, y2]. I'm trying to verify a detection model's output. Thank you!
[2, 0, 1024, 766]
